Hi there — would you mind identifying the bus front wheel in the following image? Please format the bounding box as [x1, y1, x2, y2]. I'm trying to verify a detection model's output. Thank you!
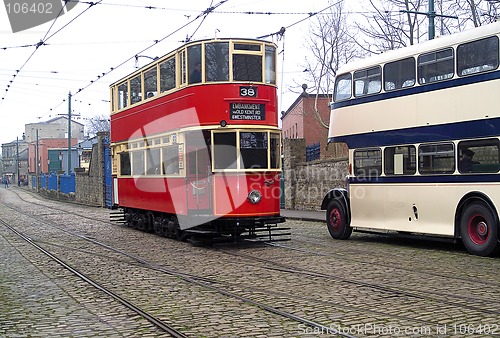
[460, 202, 499, 257]
[326, 199, 352, 240]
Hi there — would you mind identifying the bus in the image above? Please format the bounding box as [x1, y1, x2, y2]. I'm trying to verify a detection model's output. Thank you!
[321, 22, 500, 256]
[109, 37, 288, 244]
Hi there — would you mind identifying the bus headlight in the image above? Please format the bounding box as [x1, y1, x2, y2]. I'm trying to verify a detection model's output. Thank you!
[247, 190, 262, 204]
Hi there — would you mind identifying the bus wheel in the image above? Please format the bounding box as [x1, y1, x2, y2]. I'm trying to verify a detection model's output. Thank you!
[326, 199, 352, 240]
[460, 202, 499, 256]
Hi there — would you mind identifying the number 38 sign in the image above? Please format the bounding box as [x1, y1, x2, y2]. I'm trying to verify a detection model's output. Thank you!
[239, 86, 257, 98]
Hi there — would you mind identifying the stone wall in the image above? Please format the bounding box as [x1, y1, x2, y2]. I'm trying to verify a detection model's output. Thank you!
[283, 138, 348, 211]
[75, 132, 108, 207]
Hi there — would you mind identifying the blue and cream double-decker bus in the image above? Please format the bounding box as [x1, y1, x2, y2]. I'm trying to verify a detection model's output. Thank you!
[321, 22, 500, 256]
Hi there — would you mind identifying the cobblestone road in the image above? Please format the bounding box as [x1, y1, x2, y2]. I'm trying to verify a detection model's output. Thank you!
[1, 186, 500, 338]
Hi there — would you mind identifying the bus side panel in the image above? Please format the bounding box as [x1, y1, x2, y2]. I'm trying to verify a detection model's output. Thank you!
[349, 184, 386, 229]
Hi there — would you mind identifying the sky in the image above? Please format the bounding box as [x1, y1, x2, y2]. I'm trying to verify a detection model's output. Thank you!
[0, 0, 338, 145]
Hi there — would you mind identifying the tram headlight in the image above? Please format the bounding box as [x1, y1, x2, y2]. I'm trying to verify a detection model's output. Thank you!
[247, 190, 262, 204]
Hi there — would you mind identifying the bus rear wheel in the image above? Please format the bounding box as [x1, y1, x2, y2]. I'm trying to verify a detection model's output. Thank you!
[326, 199, 352, 240]
[460, 202, 499, 257]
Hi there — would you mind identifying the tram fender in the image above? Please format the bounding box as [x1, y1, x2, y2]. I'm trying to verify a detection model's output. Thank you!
[320, 188, 349, 211]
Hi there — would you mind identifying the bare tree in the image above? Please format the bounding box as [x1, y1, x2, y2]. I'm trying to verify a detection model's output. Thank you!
[85, 114, 110, 139]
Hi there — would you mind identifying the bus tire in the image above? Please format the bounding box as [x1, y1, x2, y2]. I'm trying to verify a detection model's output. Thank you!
[460, 202, 499, 257]
[326, 199, 352, 240]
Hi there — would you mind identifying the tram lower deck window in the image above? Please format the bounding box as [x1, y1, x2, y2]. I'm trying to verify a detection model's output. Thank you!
[240, 132, 268, 169]
[213, 132, 237, 169]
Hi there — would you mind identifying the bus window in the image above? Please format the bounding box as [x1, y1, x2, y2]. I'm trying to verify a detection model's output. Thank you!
[233, 54, 262, 82]
[418, 48, 454, 84]
[384, 57, 415, 91]
[265, 45, 276, 85]
[144, 66, 157, 99]
[117, 82, 128, 109]
[145, 148, 160, 175]
[205, 42, 229, 82]
[131, 150, 145, 176]
[354, 66, 381, 97]
[188, 44, 202, 84]
[418, 143, 455, 174]
[120, 152, 131, 175]
[384, 146, 416, 175]
[240, 132, 268, 169]
[160, 57, 176, 92]
[354, 148, 381, 177]
[130, 75, 142, 104]
[458, 36, 499, 76]
[458, 139, 500, 173]
[334, 73, 352, 102]
[213, 132, 237, 169]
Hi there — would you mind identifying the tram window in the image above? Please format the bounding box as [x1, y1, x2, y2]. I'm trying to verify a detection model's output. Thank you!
[240, 132, 268, 169]
[334, 73, 352, 102]
[160, 57, 176, 92]
[144, 66, 157, 99]
[418, 143, 455, 174]
[384, 146, 416, 175]
[130, 75, 142, 104]
[384, 57, 416, 91]
[353, 149, 382, 177]
[117, 82, 128, 109]
[234, 43, 261, 51]
[205, 42, 229, 82]
[458, 36, 499, 76]
[233, 54, 262, 82]
[145, 148, 160, 175]
[131, 150, 145, 176]
[458, 139, 500, 173]
[180, 49, 187, 85]
[188, 44, 202, 84]
[270, 133, 280, 169]
[418, 48, 454, 84]
[354, 66, 381, 97]
[265, 45, 276, 85]
[213, 132, 237, 169]
[120, 152, 131, 176]
[162, 145, 179, 175]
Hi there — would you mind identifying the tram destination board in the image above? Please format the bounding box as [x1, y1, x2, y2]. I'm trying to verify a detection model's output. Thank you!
[229, 103, 266, 121]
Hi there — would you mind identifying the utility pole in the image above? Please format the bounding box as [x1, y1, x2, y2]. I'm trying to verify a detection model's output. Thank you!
[16, 136, 19, 186]
[36, 129, 39, 192]
[67, 91, 72, 174]
[400, 0, 458, 40]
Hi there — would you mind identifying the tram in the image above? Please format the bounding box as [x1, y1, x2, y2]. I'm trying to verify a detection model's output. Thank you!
[109, 38, 288, 244]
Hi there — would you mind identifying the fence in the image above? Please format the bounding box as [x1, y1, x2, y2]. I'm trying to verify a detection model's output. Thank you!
[306, 143, 320, 162]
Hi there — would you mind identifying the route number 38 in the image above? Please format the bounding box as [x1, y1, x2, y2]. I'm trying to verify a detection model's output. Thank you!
[240, 86, 257, 97]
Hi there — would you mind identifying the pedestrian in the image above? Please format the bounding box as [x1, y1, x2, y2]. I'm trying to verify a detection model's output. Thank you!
[3, 177, 8, 188]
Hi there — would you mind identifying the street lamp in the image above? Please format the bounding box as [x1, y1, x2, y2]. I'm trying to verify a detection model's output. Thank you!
[77, 144, 83, 168]
[58, 152, 63, 172]
[47, 159, 50, 174]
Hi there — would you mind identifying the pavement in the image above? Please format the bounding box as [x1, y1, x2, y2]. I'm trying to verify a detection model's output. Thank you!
[280, 209, 325, 222]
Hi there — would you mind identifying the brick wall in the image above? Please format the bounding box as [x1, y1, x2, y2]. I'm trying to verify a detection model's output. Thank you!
[283, 138, 348, 211]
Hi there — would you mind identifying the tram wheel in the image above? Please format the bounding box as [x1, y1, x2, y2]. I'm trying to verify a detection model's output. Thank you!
[326, 199, 352, 240]
[460, 202, 499, 256]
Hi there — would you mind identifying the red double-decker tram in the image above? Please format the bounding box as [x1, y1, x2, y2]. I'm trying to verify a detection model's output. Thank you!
[110, 38, 288, 244]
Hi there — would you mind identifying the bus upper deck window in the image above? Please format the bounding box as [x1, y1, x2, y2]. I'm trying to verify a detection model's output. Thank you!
[334, 73, 352, 102]
[384, 57, 415, 91]
[457, 36, 499, 76]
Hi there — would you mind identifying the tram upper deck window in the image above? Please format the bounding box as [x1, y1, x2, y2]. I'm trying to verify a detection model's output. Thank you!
[188, 44, 202, 84]
[240, 132, 268, 169]
[457, 36, 499, 76]
[333, 73, 352, 102]
[234, 43, 261, 51]
[384, 57, 416, 91]
[130, 75, 142, 104]
[233, 54, 262, 82]
[418, 48, 454, 84]
[160, 57, 176, 92]
[144, 66, 157, 99]
[117, 82, 128, 109]
[205, 42, 229, 82]
[354, 66, 381, 97]
[265, 45, 276, 84]
[213, 132, 237, 169]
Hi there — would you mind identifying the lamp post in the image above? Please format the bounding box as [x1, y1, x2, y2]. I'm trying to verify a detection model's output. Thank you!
[58, 152, 63, 171]
[77, 144, 83, 168]
[47, 159, 50, 174]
